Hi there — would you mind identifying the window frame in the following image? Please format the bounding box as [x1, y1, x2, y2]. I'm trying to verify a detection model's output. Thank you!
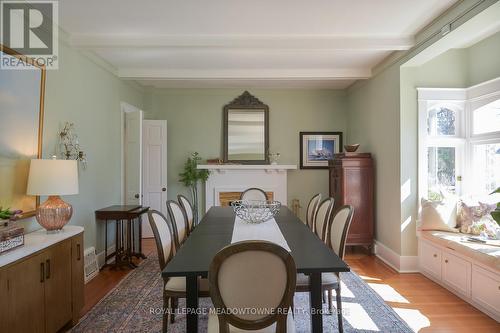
[418, 77, 500, 201]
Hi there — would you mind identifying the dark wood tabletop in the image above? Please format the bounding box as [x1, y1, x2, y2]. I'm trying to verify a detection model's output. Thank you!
[162, 206, 350, 333]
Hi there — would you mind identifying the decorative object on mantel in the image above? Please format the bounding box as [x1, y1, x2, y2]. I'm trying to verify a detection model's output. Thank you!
[269, 152, 281, 165]
[232, 200, 281, 224]
[179, 152, 210, 224]
[344, 143, 360, 153]
[206, 158, 224, 164]
[0, 224, 24, 254]
[58, 122, 87, 169]
[223, 91, 270, 165]
[300, 131, 343, 169]
[27, 158, 79, 231]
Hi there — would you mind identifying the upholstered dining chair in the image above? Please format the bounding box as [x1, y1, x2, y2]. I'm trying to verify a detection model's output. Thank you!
[295, 205, 354, 332]
[313, 197, 335, 242]
[239, 187, 269, 201]
[208, 241, 296, 333]
[166, 200, 189, 248]
[147, 210, 210, 332]
[178, 194, 195, 233]
[305, 193, 321, 232]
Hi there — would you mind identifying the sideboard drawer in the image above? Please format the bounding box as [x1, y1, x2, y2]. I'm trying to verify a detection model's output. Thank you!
[419, 240, 442, 280]
[442, 250, 471, 297]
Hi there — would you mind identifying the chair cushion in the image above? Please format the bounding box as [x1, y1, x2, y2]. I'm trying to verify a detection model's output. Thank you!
[420, 231, 500, 271]
[295, 272, 338, 286]
[165, 277, 209, 292]
[207, 309, 295, 333]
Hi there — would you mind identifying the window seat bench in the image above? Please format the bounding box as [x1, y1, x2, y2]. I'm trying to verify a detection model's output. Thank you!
[418, 231, 500, 322]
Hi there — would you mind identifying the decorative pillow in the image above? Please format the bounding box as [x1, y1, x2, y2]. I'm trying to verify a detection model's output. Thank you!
[457, 200, 494, 234]
[469, 214, 500, 239]
[419, 198, 458, 233]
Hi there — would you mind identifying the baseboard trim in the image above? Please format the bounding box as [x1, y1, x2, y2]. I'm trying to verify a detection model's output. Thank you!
[373, 240, 418, 273]
[96, 245, 116, 268]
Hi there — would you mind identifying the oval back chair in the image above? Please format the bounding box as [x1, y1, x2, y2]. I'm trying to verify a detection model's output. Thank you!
[240, 188, 268, 201]
[327, 205, 355, 260]
[314, 197, 335, 242]
[208, 241, 296, 332]
[178, 194, 195, 232]
[166, 200, 188, 248]
[305, 193, 321, 231]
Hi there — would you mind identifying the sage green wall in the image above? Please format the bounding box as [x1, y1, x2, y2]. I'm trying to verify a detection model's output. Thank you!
[467, 31, 500, 86]
[346, 65, 403, 254]
[147, 89, 347, 221]
[17, 40, 144, 251]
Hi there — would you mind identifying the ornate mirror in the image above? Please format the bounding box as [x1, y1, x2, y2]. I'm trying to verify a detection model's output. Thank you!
[223, 91, 269, 164]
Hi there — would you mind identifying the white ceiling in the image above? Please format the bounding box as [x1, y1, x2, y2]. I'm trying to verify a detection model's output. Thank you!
[59, 0, 458, 89]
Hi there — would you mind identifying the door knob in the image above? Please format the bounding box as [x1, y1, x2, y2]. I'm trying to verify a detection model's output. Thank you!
[134, 194, 140, 199]
[162, 188, 166, 192]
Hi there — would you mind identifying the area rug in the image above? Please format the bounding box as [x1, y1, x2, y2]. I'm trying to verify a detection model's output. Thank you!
[72, 255, 413, 332]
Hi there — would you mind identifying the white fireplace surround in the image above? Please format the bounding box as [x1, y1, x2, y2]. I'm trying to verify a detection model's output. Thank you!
[197, 164, 297, 211]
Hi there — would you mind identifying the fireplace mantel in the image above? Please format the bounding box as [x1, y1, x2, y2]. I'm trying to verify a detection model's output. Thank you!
[197, 164, 296, 173]
[198, 164, 296, 211]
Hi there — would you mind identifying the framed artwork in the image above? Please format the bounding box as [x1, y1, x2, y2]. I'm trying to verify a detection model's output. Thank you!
[300, 132, 343, 169]
[0, 45, 46, 218]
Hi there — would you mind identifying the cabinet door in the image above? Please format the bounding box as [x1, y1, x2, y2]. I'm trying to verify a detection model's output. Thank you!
[442, 251, 471, 297]
[471, 265, 500, 316]
[45, 239, 73, 333]
[5, 253, 46, 333]
[418, 240, 442, 280]
[71, 233, 85, 324]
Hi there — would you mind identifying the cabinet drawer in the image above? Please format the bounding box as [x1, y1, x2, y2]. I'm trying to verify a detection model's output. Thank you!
[419, 240, 442, 280]
[471, 265, 500, 316]
[442, 250, 471, 297]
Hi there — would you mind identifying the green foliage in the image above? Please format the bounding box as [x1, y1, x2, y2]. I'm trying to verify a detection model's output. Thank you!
[490, 187, 500, 226]
[0, 207, 21, 220]
[179, 152, 210, 187]
[428, 190, 443, 202]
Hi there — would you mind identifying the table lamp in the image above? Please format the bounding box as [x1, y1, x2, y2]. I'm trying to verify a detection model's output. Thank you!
[27, 158, 79, 231]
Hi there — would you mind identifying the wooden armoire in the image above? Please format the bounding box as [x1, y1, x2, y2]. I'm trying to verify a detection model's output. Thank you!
[329, 153, 374, 251]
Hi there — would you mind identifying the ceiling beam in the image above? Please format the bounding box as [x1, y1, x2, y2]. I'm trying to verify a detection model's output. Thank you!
[118, 68, 371, 80]
[71, 34, 414, 51]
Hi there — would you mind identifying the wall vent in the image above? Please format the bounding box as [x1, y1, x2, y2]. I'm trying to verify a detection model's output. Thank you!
[84, 246, 99, 284]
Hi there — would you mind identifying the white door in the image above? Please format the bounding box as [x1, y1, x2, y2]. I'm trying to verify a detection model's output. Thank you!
[122, 103, 143, 206]
[142, 120, 168, 238]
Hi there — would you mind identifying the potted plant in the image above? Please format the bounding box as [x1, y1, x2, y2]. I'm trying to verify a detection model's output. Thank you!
[0, 208, 22, 226]
[179, 152, 210, 224]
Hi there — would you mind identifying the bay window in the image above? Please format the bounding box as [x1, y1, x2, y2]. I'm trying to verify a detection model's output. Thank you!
[418, 78, 500, 200]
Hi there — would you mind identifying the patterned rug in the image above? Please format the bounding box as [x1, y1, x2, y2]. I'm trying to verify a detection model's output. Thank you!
[72, 255, 413, 332]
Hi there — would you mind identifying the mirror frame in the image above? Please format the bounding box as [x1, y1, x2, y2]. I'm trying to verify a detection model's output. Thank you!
[0, 44, 46, 219]
[223, 91, 269, 164]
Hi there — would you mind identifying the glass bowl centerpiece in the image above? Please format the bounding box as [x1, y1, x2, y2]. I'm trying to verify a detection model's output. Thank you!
[232, 200, 281, 224]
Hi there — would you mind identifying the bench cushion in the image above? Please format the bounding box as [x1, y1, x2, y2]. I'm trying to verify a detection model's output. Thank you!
[420, 231, 500, 271]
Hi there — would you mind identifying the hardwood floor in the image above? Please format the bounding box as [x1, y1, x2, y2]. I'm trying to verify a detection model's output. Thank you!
[81, 240, 500, 332]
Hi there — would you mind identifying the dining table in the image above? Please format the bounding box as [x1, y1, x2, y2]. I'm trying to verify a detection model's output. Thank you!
[161, 206, 350, 332]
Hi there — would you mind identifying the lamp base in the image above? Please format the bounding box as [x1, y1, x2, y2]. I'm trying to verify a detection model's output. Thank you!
[36, 196, 73, 231]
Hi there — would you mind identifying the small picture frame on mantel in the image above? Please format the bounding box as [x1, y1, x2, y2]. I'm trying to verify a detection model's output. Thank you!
[300, 131, 343, 169]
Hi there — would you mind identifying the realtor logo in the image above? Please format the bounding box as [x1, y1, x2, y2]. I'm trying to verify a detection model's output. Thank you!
[1, 0, 58, 69]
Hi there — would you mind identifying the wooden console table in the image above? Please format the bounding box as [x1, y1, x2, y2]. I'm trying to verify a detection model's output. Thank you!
[0, 226, 84, 332]
[95, 205, 149, 270]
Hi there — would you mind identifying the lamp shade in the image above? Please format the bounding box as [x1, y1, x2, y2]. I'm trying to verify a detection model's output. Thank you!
[27, 159, 79, 196]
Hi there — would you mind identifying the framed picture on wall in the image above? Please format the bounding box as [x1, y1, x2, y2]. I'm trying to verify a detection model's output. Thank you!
[300, 132, 343, 169]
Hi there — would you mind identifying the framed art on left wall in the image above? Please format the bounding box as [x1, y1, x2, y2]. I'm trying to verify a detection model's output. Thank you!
[300, 131, 343, 169]
[0, 45, 46, 218]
